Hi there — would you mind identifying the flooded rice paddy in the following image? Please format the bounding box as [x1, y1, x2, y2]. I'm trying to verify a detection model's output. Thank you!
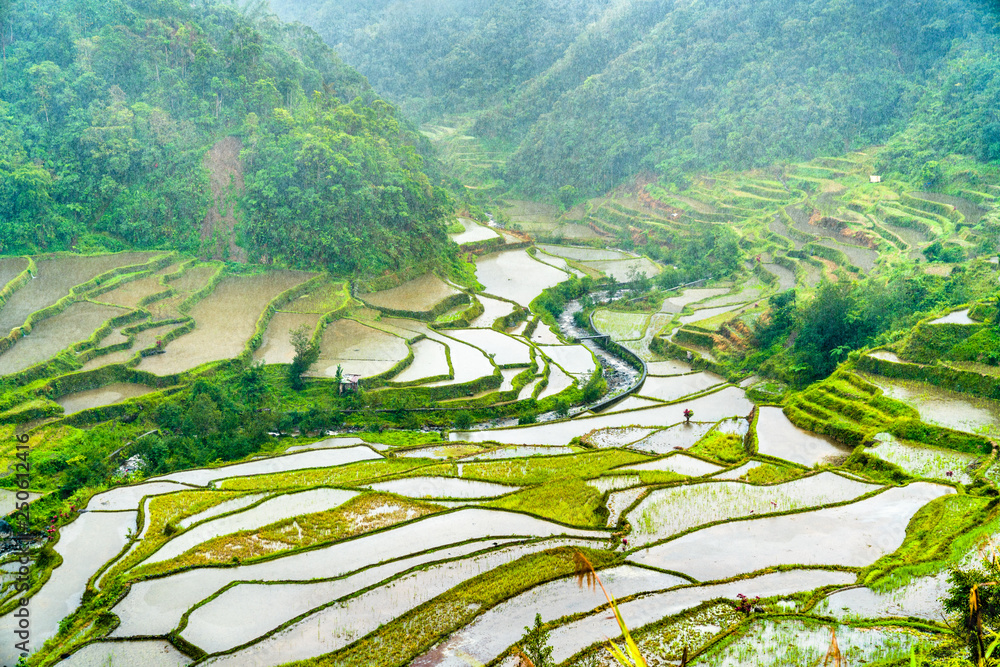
[638, 373, 726, 402]
[155, 445, 382, 486]
[362, 477, 518, 498]
[0, 252, 158, 338]
[0, 301, 126, 374]
[692, 619, 927, 667]
[631, 483, 952, 579]
[390, 337, 450, 382]
[307, 318, 409, 378]
[253, 311, 321, 364]
[412, 565, 688, 667]
[546, 569, 857, 664]
[55, 382, 157, 415]
[755, 406, 851, 466]
[145, 488, 359, 564]
[475, 250, 569, 306]
[61, 640, 191, 666]
[139, 272, 312, 375]
[6, 246, 990, 666]
[930, 308, 975, 324]
[627, 472, 880, 545]
[360, 273, 461, 312]
[863, 374, 1000, 435]
[618, 453, 722, 477]
[450, 217, 500, 244]
[5, 511, 136, 664]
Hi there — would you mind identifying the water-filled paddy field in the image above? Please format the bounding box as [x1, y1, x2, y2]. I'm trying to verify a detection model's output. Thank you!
[2, 242, 993, 667]
[139, 271, 313, 375]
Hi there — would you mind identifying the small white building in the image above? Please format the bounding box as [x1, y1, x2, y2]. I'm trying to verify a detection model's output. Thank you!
[869, 175, 881, 183]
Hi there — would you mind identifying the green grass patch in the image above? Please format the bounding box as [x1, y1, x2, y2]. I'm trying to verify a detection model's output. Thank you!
[417, 450, 650, 485]
[741, 463, 803, 485]
[358, 431, 445, 447]
[485, 478, 607, 528]
[216, 459, 434, 491]
[841, 446, 912, 485]
[688, 431, 746, 464]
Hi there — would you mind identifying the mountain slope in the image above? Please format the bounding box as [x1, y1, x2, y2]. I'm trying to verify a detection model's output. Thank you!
[0, 0, 451, 275]
[272, 0, 1000, 196]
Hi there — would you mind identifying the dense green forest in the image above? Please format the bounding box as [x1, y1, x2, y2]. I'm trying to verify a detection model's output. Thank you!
[0, 0, 451, 274]
[271, 0, 1000, 196]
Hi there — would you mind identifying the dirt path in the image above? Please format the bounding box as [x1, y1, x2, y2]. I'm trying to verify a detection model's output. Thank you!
[201, 136, 247, 262]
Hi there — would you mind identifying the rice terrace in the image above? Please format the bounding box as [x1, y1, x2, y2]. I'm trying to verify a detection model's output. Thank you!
[0, 147, 998, 667]
[4, 0, 1000, 665]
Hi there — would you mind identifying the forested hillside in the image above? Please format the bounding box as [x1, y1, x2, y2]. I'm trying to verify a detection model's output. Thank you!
[0, 0, 451, 275]
[272, 0, 1000, 196]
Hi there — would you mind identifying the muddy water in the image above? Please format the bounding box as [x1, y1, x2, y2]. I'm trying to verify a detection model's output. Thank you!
[537, 245, 631, 261]
[56, 382, 157, 416]
[59, 640, 191, 667]
[546, 569, 856, 665]
[912, 191, 986, 225]
[630, 483, 951, 579]
[0, 253, 157, 337]
[0, 511, 136, 665]
[468, 295, 515, 328]
[862, 374, 1000, 436]
[361, 273, 461, 312]
[638, 373, 725, 402]
[0, 301, 127, 375]
[391, 338, 450, 382]
[447, 329, 530, 366]
[412, 565, 687, 667]
[168, 263, 219, 292]
[646, 359, 695, 376]
[450, 217, 499, 244]
[0, 256, 28, 289]
[755, 406, 851, 466]
[476, 250, 568, 306]
[929, 308, 975, 324]
[80, 322, 180, 371]
[139, 271, 312, 375]
[96, 273, 170, 308]
[252, 312, 321, 364]
[307, 318, 409, 379]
